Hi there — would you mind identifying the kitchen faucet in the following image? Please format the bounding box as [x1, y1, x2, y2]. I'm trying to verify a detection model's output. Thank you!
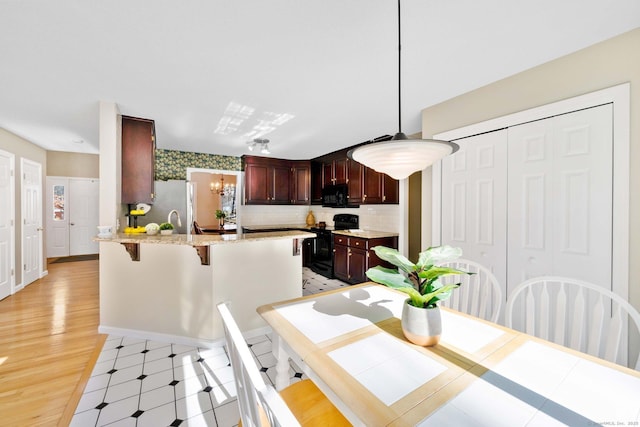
[168, 210, 182, 228]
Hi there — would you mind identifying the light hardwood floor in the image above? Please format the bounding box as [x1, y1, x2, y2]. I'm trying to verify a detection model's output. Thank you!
[0, 259, 104, 427]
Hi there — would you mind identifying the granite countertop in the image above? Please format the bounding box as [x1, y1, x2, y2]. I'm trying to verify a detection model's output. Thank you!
[95, 230, 315, 246]
[241, 224, 316, 231]
[331, 229, 399, 239]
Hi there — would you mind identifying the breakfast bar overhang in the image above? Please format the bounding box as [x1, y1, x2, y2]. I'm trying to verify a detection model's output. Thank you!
[97, 230, 314, 346]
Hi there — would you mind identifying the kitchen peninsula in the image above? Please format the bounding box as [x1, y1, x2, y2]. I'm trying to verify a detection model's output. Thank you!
[97, 230, 314, 346]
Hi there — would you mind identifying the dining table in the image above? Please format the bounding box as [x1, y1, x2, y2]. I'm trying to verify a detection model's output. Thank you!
[257, 283, 640, 426]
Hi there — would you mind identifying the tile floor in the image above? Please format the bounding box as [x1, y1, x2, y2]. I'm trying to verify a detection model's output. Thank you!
[71, 268, 349, 427]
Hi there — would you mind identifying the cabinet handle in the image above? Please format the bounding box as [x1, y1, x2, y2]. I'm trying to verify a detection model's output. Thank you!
[363, 195, 367, 201]
[382, 195, 386, 202]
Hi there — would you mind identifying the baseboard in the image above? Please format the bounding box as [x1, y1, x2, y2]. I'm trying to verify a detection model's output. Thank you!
[97, 325, 273, 348]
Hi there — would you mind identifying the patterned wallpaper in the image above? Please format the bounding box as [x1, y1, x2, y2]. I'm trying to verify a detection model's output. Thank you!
[155, 149, 241, 181]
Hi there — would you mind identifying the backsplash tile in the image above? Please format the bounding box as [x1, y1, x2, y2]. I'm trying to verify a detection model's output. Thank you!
[240, 204, 400, 233]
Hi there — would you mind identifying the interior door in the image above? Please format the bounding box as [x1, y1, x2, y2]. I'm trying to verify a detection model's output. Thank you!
[0, 150, 15, 300]
[22, 159, 41, 287]
[440, 129, 508, 298]
[507, 104, 613, 291]
[69, 178, 99, 255]
[46, 177, 69, 258]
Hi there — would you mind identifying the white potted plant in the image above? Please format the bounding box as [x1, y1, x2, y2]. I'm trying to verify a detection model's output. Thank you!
[365, 245, 472, 346]
[159, 222, 174, 235]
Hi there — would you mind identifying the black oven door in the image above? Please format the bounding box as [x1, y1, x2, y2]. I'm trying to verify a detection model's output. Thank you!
[309, 229, 333, 278]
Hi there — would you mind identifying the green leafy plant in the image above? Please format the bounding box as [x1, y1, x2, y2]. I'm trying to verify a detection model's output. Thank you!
[159, 222, 174, 230]
[215, 209, 226, 219]
[365, 246, 473, 309]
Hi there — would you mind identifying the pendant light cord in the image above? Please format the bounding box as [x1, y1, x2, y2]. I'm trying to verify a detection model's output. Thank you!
[397, 0, 402, 134]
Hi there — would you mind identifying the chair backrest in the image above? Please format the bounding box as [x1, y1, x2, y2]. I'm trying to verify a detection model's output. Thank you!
[438, 259, 502, 323]
[505, 276, 640, 370]
[217, 302, 301, 427]
[193, 221, 203, 235]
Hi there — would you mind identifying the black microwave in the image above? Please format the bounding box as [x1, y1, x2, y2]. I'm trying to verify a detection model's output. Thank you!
[322, 184, 349, 208]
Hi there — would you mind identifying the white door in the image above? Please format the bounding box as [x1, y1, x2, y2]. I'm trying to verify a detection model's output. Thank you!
[22, 159, 42, 287]
[440, 129, 508, 299]
[507, 104, 613, 291]
[46, 177, 69, 258]
[0, 150, 15, 300]
[69, 178, 99, 255]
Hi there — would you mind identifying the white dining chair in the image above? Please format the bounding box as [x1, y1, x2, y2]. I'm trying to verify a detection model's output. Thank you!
[438, 259, 502, 323]
[217, 302, 349, 426]
[505, 276, 640, 370]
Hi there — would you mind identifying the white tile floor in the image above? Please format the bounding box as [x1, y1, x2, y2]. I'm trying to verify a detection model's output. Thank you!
[71, 268, 349, 427]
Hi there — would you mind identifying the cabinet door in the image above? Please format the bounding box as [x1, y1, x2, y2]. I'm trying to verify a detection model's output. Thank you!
[333, 243, 349, 282]
[291, 162, 310, 205]
[349, 247, 367, 284]
[363, 166, 383, 204]
[382, 174, 399, 204]
[310, 161, 323, 204]
[122, 116, 155, 204]
[347, 159, 363, 204]
[334, 158, 348, 184]
[323, 162, 334, 187]
[270, 163, 291, 204]
[244, 163, 270, 204]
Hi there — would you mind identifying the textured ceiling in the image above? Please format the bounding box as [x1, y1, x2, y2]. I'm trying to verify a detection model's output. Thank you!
[1, 0, 639, 160]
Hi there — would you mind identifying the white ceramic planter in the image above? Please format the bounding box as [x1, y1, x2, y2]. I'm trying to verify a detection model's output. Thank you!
[160, 229, 173, 235]
[401, 299, 442, 346]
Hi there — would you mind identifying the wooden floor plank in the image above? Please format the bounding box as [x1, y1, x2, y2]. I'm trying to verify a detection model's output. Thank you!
[0, 259, 103, 427]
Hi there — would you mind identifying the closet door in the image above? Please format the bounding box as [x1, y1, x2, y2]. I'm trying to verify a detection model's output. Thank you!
[507, 104, 613, 292]
[46, 177, 69, 258]
[441, 129, 508, 296]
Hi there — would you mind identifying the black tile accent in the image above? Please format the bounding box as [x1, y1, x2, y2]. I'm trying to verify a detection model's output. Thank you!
[168, 353, 176, 358]
[95, 402, 108, 410]
[170, 419, 183, 426]
[294, 372, 303, 379]
[116, 345, 124, 349]
[260, 367, 268, 373]
[197, 357, 204, 363]
[107, 369, 117, 375]
[203, 386, 213, 392]
[131, 409, 144, 418]
[141, 349, 149, 354]
[169, 380, 180, 386]
[137, 374, 147, 380]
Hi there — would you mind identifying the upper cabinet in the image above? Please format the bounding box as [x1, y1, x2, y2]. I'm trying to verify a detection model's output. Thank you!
[242, 156, 310, 205]
[121, 116, 155, 204]
[311, 151, 398, 206]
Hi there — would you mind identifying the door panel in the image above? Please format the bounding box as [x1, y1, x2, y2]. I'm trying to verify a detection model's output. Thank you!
[46, 177, 69, 257]
[507, 104, 612, 293]
[441, 129, 508, 302]
[0, 150, 14, 300]
[69, 179, 99, 255]
[22, 160, 41, 287]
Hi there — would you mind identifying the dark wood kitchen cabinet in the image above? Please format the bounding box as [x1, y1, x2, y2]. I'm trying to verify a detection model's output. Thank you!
[362, 166, 399, 205]
[242, 156, 310, 205]
[310, 161, 323, 204]
[291, 161, 311, 205]
[121, 116, 155, 204]
[333, 234, 398, 284]
[244, 156, 290, 204]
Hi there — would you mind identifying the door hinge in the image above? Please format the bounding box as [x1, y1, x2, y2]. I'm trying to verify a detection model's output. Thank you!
[11, 268, 14, 276]
[24, 264, 26, 271]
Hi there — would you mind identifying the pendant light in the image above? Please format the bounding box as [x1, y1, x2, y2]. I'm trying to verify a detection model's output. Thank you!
[349, 0, 458, 180]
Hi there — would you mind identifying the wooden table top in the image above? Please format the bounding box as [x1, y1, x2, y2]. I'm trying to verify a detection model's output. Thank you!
[258, 283, 640, 426]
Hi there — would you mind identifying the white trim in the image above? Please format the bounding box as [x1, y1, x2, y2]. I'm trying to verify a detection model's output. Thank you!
[186, 167, 243, 235]
[98, 324, 272, 349]
[430, 83, 630, 303]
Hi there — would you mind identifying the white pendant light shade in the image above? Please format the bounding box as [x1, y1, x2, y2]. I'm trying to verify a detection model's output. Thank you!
[351, 136, 459, 180]
[350, 0, 458, 180]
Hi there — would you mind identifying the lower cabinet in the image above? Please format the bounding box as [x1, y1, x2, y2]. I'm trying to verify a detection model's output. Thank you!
[333, 234, 398, 284]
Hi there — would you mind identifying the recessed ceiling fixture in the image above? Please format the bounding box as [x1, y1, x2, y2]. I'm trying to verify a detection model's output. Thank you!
[246, 138, 270, 154]
[349, 0, 458, 180]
